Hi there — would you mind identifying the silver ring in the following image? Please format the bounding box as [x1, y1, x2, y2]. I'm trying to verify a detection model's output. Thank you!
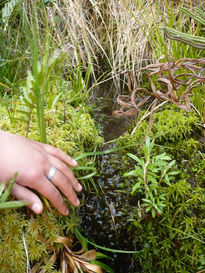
[46, 166, 56, 181]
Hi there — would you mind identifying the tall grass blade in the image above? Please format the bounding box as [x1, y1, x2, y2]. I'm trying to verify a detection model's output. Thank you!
[180, 7, 205, 26]
[75, 228, 139, 254]
[31, 8, 46, 143]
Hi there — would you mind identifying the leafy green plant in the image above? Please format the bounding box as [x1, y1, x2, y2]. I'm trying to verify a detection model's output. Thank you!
[118, 117, 205, 272]
[19, 48, 66, 138]
[124, 137, 178, 218]
[122, 0, 196, 60]
[0, 173, 26, 209]
[164, 7, 205, 49]
[66, 53, 92, 109]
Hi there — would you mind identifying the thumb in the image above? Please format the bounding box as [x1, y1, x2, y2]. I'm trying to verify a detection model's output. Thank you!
[11, 183, 43, 214]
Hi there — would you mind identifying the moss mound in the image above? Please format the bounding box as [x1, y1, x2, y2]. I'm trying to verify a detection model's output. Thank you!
[0, 96, 103, 272]
[116, 106, 205, 272]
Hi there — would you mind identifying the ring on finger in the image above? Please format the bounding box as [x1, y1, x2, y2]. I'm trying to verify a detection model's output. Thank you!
[46, 166, 57, 181]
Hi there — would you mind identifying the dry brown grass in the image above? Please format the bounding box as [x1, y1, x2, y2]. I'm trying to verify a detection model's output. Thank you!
[42, 0, 169, 87]
[24, 0, 193, 91]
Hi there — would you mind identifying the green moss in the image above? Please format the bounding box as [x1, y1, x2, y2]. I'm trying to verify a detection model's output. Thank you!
[0, 94, 103, 272]
[151, 108, 199, 142]
[128, 180, 205, 272]
[0, 205, 80, 273]
[116, 105, 205, 272]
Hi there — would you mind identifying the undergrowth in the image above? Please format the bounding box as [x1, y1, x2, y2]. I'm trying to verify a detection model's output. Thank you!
[0, 89, 103, 272]
[116, 104, 205, 272]
[0, 0, 205, 272]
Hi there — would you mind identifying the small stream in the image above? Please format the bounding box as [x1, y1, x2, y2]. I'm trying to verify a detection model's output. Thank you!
[79, 92, 140, 272]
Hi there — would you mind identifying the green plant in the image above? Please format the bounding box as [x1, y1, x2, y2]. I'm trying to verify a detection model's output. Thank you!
[122, 0, 198, 61]
[19, 48, 67, 138]
[0, 92, 103, 272]
[164, 7, 205, 49]
[65, 52, 92, 109]
[0, 173, 26, 210]
[124, 137, 179, 218]
[164, 6, 205, 135]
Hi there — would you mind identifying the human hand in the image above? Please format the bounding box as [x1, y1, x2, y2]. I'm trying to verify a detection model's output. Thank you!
[0, 130, 82, 215]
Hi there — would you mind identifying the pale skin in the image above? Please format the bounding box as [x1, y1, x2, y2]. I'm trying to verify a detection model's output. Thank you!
[0, 130, 82, 215]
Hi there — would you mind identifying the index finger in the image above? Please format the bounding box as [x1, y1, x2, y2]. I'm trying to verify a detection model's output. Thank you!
[40, 143, 78, 167]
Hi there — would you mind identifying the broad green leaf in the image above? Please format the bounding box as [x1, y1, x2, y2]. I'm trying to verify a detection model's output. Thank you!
[146, 175, 158, 185]
[145, 137, 154, 160]
[2, 0, 22, 28]
[144, 206, 152, 212]
[164, 160, 176, 172]
[151, 208, 156, 218]
[154, 153, 171, 161]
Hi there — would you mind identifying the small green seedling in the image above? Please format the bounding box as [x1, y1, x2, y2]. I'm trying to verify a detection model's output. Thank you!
[124, 137, 179, 218]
